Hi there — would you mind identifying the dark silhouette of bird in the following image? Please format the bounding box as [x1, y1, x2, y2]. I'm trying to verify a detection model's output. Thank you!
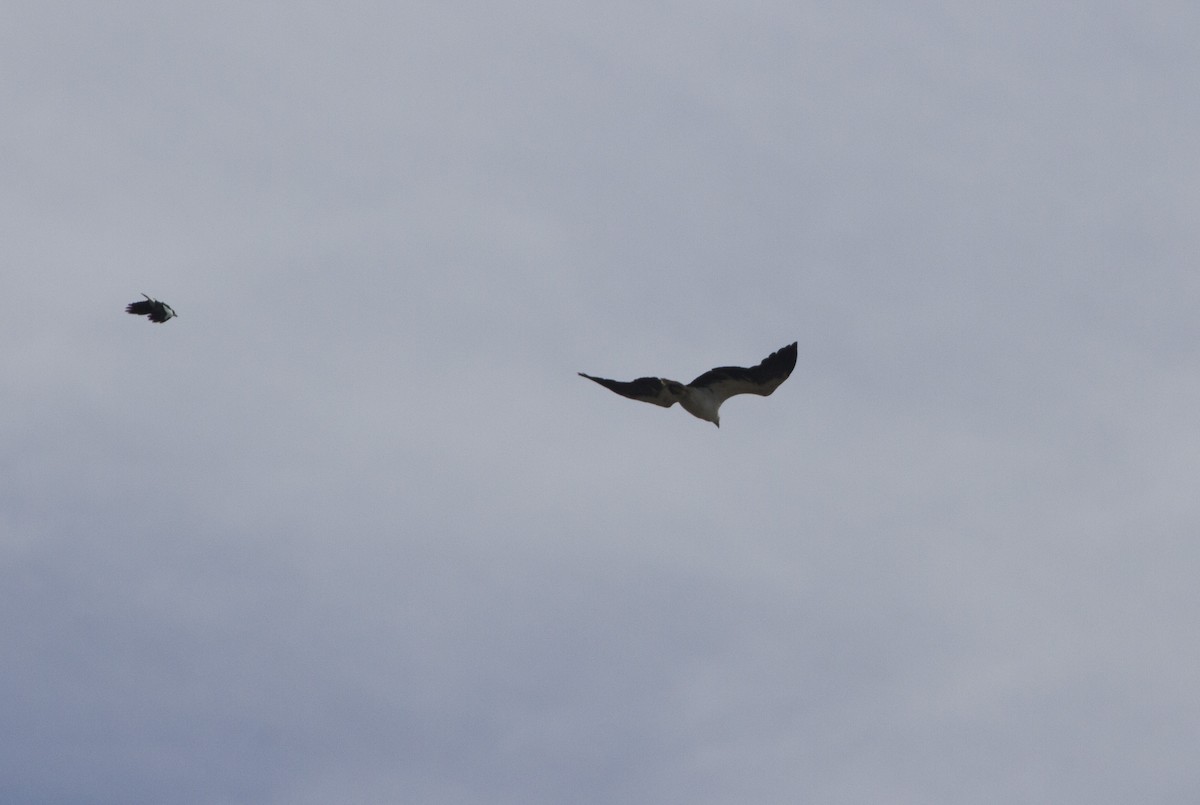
[125, 293, 177, 323]
[579, 341, 797, 427]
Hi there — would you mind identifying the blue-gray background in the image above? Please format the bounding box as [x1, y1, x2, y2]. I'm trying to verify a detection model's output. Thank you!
[3, 3, 1198, 803]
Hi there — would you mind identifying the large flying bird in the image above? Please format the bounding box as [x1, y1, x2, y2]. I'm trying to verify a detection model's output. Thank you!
[125, 293, 177, 323]
[579, 342, 797, 427]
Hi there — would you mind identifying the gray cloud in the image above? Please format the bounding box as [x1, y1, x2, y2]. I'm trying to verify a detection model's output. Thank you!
[2, 3, 1198, 803]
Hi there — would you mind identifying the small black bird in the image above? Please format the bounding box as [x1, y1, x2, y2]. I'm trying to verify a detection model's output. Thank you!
[125, 293, 178, 323]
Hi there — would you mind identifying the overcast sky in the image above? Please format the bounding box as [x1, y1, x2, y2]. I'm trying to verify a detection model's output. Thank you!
[3, 3, 1199, 803]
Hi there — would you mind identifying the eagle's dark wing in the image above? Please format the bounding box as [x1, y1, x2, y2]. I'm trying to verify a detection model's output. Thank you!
[578, 373, 683, 408]
[688, 342, 797, 404]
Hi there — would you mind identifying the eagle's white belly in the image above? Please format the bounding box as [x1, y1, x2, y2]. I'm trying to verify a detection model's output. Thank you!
[679, 387, 720, 425]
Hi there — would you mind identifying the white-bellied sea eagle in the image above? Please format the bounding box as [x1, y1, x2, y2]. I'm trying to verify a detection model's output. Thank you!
[579, 341, 797, 427]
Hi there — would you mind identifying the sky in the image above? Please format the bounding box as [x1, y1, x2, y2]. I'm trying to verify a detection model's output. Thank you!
[2, 2, 1199, 803]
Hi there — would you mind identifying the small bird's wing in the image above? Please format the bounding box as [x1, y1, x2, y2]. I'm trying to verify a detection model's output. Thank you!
[126, 299, 156, 317]
[578, 373, 682, 408]
[688, 342, 798, 404]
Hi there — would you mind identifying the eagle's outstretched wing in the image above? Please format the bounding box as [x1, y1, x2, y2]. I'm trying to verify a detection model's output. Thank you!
[688, 342, 797, 405]
[577, 373, 684, 408]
